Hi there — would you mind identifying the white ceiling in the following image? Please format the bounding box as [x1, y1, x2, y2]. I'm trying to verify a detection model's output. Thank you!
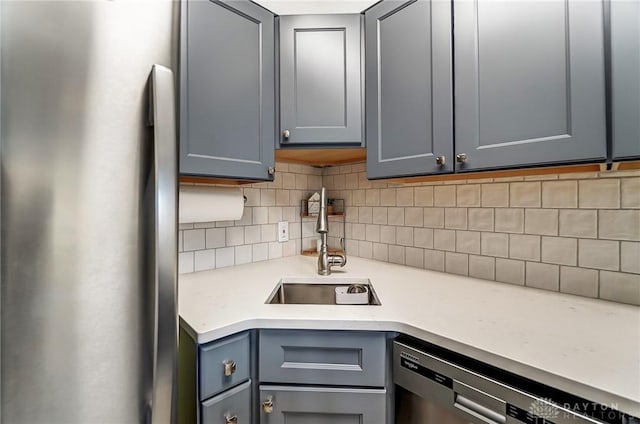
[253, 0, 379, 15]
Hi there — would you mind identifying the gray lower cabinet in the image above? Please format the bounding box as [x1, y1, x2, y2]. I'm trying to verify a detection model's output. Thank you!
[278, 14, 363, 146]
[365, 0, 454, 179]
[611, 0, 640, 160]
[259, 386, 387, 424]
[454, 0, 607, 171]
[202, 380, 252, 424]
[180, 0, 275, 180]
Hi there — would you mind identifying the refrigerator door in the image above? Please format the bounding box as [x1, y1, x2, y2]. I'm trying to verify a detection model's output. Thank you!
[1, 1, 178, 423]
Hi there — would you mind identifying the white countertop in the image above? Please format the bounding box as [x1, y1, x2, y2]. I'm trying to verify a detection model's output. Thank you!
[179, 255, 640, 417]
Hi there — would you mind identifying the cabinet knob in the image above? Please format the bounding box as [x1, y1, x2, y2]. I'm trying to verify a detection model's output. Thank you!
[436, 155, 446, 166]
[282, 129, 290, 140]
[262, 397, 274, 414]
[223, 360, 237, 377]
[456, 153, 467, 163]
[225, 415, 238, 424]
[268, 166, 276, 176]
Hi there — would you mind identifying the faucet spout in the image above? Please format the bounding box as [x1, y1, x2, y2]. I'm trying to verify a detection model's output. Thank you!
[316, 187, 347, 275]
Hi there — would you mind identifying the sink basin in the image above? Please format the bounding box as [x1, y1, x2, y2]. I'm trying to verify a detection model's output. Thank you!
[266, 277, 381, 305]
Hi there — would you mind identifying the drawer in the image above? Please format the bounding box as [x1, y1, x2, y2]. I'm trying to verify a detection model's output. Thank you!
[201, 380, 251, 424]
[259, 330, 387, 387]
[200, 332, 250, 400]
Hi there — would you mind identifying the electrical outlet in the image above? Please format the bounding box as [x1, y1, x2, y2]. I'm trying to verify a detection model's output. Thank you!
[278, 221, 289, 242]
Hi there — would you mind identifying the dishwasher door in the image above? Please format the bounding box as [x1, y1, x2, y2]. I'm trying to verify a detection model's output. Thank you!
[396, 386, 471, 424]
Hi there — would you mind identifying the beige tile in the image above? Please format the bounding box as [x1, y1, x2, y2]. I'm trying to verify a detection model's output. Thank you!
[184, 229, 206, 251]
[415, 186, 434, 206]
[542, 180, 577, 208]
[178, 251, 195, 274]
[358, 240, 373, 259]
[445, 252, 469, 276]
[380, 226, 396, 244]
[510, 182, 541, 207]
[434, 185, 456, 206]
[578, 239, 619, 271]
[389, 245, 405, 264]
[353, 190, 366, 206]
[541, 237, 577, 266]
[380, 188, 396, 206]
[352, 163, 366, 172]
[578, 179, 620, 208]
[352, 223, 366, 240]
[396, 227, 414, 246]
[294, 174, 308, 190]
[216, 246, 236, 267]
[481, 232, 508, 257]
[526, 262, 559, 291]
[434, 229, 456, 251]
[358, 172, 372, 189]
[621, 242, 640, 274]
[621, 178, 640, 208]
[599, 210, 640, 241]
[243, 225, 260, 245]
[194, 249, 216, 272]
[481, 183, 509, 207]
[469, 255, 495, 280]
[261, 188, 276, 206]
[372, 243, 388, 262]
[509, 234, 540, 261]
[457, 185, 481, 207]
[372, 207, 388, 225]
[281, 172, 296, 190]
[358, 207, 373, 224]
[268, 207, 283, 224]
[388, 207, 405, 226]
[397, 187, 414, 206]
[495, 209, 524, 233]
[468, 208, 494, 231]
[365, 189, 380, 206]
[345, 240, 359, 256]
[559, 210, 597, 238]
[599, 271, 640, 305]
[346, 173, 359, 190]
[524, 209, 558, 236]
[456, 231, 481, 254]
[345, 207, 358, 224]
[261, 224, 277, 242]
[406, 247, 425, 268]
[405, 208, 424, 227]
[496, 258, 525, 285]
[243, 188, 261, 206]
[205, 228, 226, 248]
[333, 174, 346, 190]
[445, 208, 467, 230]
[365, 224, 380, 242]
[414, 228, 434, 249]
[560, 267, 599, 298]
[225, 227, 244, 246]
[424, 208, 445, 228]
[424, 249, 445, 272]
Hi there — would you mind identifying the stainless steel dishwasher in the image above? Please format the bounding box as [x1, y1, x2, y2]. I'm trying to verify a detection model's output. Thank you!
[393, 339, 638, 424]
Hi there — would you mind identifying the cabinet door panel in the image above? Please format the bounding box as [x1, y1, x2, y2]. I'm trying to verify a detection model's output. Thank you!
[279, 14, 363, 146]
[201, 380, 251, 424]
[611, 0, 640, 160]
[454, 0, 606, 171]
[366, 0, 453, 179]
[259, 386, 386, 424]
[181, 0, 275, 180]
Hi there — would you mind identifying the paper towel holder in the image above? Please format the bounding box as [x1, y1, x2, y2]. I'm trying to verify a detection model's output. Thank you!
[243, 195, 247, 203]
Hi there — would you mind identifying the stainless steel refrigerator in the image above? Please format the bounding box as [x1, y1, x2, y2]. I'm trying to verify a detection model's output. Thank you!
[1, 1, 179, 422]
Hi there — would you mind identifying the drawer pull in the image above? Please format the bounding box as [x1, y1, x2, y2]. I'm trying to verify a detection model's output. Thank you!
[262, 397, 274, 414]
[225, 414, 238, 424]
[223, 360, 237, 377]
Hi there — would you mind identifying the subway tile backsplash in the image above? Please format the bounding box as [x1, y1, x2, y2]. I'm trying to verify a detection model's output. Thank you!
[179, 161, 640, 306]
[324, 164, 640, 306]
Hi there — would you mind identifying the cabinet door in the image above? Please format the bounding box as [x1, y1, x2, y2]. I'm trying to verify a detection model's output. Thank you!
[611, 0, 640, 160]
[454, 0, 606, 171]
[279, 15, 363, 146]
[365, 0, 454, 179]
[259, 386, 386, 424]
[181, 0, 275, 180]
[201, 380, 251, 424]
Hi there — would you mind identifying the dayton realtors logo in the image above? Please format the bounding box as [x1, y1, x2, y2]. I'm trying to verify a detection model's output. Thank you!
[529, 398, 560, 421]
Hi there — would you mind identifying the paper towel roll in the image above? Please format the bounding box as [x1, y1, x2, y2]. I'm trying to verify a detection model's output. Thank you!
[179, 186, 245, 224]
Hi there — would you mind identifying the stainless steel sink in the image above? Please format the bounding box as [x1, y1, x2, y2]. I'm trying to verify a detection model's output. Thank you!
[266, 277, 381, 305]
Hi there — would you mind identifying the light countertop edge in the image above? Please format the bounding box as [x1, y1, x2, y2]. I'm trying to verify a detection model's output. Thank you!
[178, 255, 640, 417]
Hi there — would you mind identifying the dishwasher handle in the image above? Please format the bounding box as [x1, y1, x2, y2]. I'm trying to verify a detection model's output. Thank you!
[454, 393, 507, 424]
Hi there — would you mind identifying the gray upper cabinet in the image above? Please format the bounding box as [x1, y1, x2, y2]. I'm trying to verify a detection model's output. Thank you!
[279, 14, 363, 146]
[180, 0, 275, 180]
[611, 0, 640, 160]
[454, 0, 607, 172]
[365, 0, 454, 179]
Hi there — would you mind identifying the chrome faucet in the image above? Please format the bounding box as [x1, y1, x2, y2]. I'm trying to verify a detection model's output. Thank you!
[316, 187, 347, 275]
